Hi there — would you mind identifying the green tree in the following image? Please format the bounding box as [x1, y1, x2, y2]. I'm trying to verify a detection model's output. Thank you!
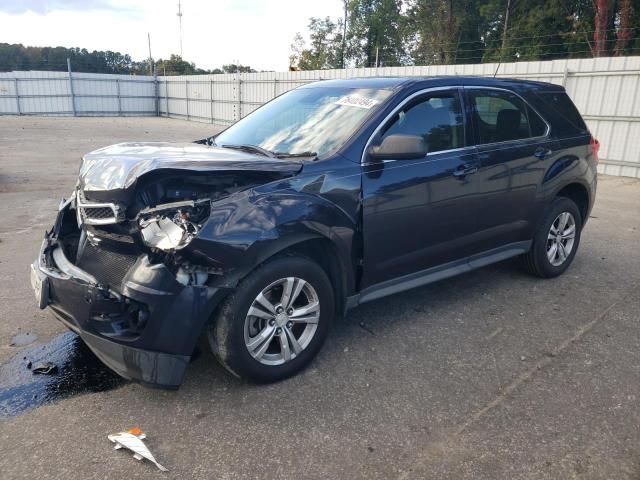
[289, 33, 306, 69]
[156, 54, 198, 75]
[0, 44, 242, 75]
[346, 0, 406, 67]
[289, 17, 345, 70]
[405, 1, 484, 65]
[478, 0, 594, 62]
[630, 0, 640, 55]
[221, 64, 256, 73]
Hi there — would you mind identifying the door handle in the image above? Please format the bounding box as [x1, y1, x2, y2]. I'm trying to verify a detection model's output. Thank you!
[534, 147, 553, 160]
[453, 164, 478, 177]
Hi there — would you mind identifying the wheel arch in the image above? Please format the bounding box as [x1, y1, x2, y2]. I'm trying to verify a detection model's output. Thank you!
[276, 237, 351, 317]
[555, 182, 590, 224]
[208, 232, 355, 319]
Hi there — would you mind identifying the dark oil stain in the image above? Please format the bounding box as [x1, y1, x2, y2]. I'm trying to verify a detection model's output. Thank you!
[0, 331, 127, 418]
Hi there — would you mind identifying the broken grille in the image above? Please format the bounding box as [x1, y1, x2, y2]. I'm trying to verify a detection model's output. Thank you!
[82, 206, 115, 220]
[76, 190, 119, 225]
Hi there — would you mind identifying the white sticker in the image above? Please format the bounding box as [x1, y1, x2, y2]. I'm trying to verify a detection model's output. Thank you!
[335, 95, 379, 109]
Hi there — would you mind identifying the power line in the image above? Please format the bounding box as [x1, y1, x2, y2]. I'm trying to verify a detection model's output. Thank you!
[406, 26, 636, 51]
[368, 37, 640, 64]
[3, 27, 639, 74]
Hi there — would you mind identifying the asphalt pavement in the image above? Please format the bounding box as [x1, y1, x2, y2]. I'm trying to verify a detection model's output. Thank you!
[1, 116, 639, 479]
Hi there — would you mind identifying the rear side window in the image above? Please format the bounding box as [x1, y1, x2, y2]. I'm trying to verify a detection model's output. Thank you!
[380, 92, 465, 153]
[468, 90, 547, 144]
[537, 92, 588, 132]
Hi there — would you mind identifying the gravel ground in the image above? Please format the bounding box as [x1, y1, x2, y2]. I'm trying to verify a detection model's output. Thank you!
[0, 116, 639, 480]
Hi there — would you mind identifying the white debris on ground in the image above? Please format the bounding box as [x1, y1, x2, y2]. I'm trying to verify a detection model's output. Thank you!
[108, 427, 168, 472]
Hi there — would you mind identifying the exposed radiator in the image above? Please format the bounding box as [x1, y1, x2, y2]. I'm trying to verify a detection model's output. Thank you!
[76, 241, 139, 289]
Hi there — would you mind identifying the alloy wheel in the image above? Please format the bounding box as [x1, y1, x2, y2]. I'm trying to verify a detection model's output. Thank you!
[546, 211, 576, 266]
[244, 277, 320, 366]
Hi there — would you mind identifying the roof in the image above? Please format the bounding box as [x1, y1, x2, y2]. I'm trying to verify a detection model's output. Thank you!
[300, 75, 564, 92]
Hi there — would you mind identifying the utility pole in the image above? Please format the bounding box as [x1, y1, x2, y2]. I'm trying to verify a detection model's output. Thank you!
[501, 0, 512, 58]
[147, 32, 153, 75]
[177, 0, 184, 58]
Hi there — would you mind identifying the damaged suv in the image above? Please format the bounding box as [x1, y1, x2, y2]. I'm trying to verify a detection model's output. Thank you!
[31, 77, 597, 388]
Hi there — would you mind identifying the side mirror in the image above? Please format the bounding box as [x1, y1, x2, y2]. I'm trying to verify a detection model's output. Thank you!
[368, 134, 428, 161]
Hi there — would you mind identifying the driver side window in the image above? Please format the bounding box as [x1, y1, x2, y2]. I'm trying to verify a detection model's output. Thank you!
[380, 92, 465, 153]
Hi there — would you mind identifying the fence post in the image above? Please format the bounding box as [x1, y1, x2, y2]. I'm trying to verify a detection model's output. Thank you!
[273, 77, 277, 100]
[14, 78, 20, 115]
[237, 71, 242, 121]
[67, 58, 76, 116]
[165, 77, 169, 117]
[153, 67, 159, 117]
[116, 79, 122, 116]
[210, 78, 214, 124]
[561, 66, 569, 87]
[185, 79, 190, 120]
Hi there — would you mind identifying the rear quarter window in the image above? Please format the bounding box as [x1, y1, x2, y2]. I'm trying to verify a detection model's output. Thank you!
[535, 92, 588, 135]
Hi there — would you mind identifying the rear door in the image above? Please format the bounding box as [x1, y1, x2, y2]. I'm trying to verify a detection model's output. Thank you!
[464, 87, 555, 250]
[361, 89, 482, 288]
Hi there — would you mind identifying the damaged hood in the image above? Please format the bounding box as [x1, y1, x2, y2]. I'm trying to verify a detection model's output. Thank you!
[79, 142, 303, 191]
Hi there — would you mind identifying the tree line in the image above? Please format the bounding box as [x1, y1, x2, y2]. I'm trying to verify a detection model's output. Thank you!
[289, 0, 640, 70]
[0, 43, 256, 75]
[2, 1, 638, 75]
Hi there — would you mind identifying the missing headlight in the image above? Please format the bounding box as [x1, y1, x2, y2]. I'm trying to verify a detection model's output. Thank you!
[138, 200, 210, 251]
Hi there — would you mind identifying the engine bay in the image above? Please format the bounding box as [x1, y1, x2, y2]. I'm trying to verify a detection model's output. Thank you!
[58, 170, 281, 291]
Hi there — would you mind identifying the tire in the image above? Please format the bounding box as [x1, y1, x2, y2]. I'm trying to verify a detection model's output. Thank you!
[208, 255, 334, 382]
[521, 196, 583, 278]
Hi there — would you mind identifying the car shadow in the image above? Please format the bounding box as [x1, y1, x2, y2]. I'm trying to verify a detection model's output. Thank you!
[182, 257, 534, 392]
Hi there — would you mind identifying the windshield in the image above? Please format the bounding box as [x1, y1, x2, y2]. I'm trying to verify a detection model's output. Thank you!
[214, 86, 392, 157]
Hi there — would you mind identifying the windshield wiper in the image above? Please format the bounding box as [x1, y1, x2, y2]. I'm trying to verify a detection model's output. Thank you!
[221, 144, 276, 158]
[274, 151, 318, 159]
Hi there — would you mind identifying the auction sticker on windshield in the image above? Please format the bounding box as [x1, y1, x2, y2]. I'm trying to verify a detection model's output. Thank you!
[335, 95, 379, 109]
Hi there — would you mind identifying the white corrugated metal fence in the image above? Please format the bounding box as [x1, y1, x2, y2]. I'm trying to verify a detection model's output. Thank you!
[1, 56, 639, 177]
[0, 70, 157, 116]
[158, 56, 640, 178]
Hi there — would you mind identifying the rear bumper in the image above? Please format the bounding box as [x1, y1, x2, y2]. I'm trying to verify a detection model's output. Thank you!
[31, 202, 229, 389]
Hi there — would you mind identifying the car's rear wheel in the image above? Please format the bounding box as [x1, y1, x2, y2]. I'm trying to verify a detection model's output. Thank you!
[208, 255, 334, 382]
[521, 196, 583, 278]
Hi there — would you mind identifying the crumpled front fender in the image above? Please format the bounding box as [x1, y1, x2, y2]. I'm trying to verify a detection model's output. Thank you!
[184, 187, 358, 292]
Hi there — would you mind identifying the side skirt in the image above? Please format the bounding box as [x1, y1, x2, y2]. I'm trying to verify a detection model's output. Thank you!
[345, 240, 531, 310]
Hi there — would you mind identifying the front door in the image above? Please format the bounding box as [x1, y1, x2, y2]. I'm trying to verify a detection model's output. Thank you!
[361, 89, 482, 288]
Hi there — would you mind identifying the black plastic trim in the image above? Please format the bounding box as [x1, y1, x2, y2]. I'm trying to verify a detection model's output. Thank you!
[352, 241, 532, 306]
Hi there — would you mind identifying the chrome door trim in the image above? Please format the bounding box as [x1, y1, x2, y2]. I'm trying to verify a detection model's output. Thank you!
[360, 84, 553, 165]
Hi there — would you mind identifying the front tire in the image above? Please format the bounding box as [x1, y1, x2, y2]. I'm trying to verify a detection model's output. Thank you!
[208, 256, 334, 382]
[521, 196, 583, 278]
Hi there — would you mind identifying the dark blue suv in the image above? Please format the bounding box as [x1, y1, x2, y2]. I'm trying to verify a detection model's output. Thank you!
[31, 76, 598, 387]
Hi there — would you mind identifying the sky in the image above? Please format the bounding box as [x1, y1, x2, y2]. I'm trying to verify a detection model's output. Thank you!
[0, 0, 345, 71]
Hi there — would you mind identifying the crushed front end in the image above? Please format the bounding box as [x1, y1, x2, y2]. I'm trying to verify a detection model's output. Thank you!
[30, 142, 302, 388]
[31, 193, 228, 388]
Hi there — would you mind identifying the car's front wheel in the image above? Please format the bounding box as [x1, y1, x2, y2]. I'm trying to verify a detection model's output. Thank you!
[208, 255, 334, 382]
[521, 196, 583, 278]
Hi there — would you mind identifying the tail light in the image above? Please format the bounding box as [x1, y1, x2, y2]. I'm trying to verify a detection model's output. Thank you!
[590, 136, 600, 164]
